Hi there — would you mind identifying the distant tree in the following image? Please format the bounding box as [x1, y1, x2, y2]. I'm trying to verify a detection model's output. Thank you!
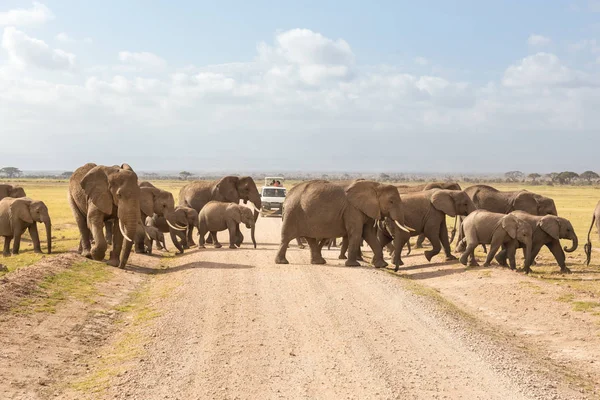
[60, 171, 73, 178]
[0, 167, 22, 178]
[179, 171, 192, 180]
[504, 171, 524, 182]
[580, 171, 599, 183]
[379, 173, 390, 181]
[527, 173, 541, 182]
[556, 171, 579, 185]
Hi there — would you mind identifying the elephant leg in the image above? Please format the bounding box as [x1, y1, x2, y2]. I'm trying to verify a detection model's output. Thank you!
[105, 220, 113, 246]
[415, 233, 426, 248]
[547, 240, 570, 273]
[227, 221, 239, 249]
[338, 236, 348, 259]
[29, 224, 42, 254]
[306, 238, 326, 264]
[88, 210, 108, 262]
[3, 236, 12, 257]
[275, 230, 294, 264]
[439, 219, 457, 261]
[483, 237, 503, 267]
[522, 242, 544, 273]
[460, 242, 479, 267]
[170, 229, 184, 254]
[71, 201, 92, 258]
[187, 224, 196, 246]
[423, 222, 442, 262]
[357, 239, 364, 261]
[108, 218, 123, 267]
[211, 231, 221, 248]
[363, 224, 387, 268]
[12, 229, 23, 255]
[505, 241, 517, 270]
[236, 228, 244, 248]
[206, 234, 214, 244]
[145, 237, 153, 255]
[495, 246, 509, 267]
[345, 229, 362, 267]
[296, 238, 305, 249]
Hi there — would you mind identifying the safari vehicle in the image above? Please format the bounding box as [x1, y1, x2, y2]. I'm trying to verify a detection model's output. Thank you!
[260, 177, 286, 217]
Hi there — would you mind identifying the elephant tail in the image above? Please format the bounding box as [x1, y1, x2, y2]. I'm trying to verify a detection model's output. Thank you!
[585, 213, 596, 265]
[449, 216, 458, 243]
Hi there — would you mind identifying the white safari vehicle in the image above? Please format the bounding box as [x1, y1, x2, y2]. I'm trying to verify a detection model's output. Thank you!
[260, 177, 286, 217]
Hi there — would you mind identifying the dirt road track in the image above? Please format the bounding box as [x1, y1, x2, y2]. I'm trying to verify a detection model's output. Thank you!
[75, 216, 581, 400]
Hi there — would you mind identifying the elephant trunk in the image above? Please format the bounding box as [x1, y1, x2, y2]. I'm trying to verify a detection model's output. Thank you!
[44, 220, 52, 254]
[250, 220, 256, 249]
[118, 202, 140, 268]
[564, 231, 578, 253]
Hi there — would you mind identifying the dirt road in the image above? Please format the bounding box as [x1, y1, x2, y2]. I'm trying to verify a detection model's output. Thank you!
[1, 215, 593, 399]
[64, 216, 580, 400]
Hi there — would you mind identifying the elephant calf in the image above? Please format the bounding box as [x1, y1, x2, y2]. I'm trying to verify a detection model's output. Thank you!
[198, 201, 256, 249]
[459, 210, 532, 269]
[0, 197, 52, 256]
[500, 211, 578, 274]
[134, 222, 167, 255]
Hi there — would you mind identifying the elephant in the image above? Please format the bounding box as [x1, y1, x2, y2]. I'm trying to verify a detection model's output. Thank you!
[396, 182, 462, 194]
[456, 185, 557, 252]
[275, 180, 411, 267]
[68, 163, 140, 268]
[179, 176, 262, 222]
[146, 206, 195, 253]
[134, 222, 167, 255]
[378, 189, 476, 270]
[584, 201, 600, 265]
[0, 184, 26, 200]
[458, 210, 532, 270]
[175, 206, 200, 248]
[497, 211, 578, 274]
[0, 197, 52, 256]
[198, 201, 256, 249]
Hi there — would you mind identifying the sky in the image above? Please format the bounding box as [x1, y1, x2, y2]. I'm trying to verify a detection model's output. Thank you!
[1, 1, 599, 173]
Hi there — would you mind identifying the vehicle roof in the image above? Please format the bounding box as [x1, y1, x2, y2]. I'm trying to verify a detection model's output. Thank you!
[262, 185, 286, 189]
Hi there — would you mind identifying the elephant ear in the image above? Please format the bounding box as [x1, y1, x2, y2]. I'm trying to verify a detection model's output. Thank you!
[121, 163, 134, 172]
[214, 176, 240, 203]
[346, 181, 381, 220]
[9, 198, 34, 224]
[81, 167, 114, 215]
[511, 191, 537, 214]
[229, 205, 242, 224]
[139, 187, 156, 218]
[539, 216, 560, 240]
[431, 190, 456, 217]
[502, 216, 518, 239]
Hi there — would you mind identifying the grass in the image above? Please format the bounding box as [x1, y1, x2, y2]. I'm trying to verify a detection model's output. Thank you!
[14, 259, 114, 314]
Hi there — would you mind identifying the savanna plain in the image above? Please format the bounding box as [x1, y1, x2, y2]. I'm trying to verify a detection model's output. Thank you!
[1, 179, 600, 399]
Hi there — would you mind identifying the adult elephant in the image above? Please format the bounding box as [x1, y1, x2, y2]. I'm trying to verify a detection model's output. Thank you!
[585, 201, 600, 265]
[456, 185, 557, 251]
[68, 163, 140, 268]
[179, 176, 262, 221]
[0, 184, 26, 200]
[378, 189, 476, 269]
[275, 180, 412, 267]
[0, 197, 51, 256]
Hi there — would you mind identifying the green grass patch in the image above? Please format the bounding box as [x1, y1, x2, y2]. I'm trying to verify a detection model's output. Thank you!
[13, 260, 114, 314]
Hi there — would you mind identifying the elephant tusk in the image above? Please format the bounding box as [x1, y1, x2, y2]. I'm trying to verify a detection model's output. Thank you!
[254, 206, 261, 213]
[119, 220, 133, 243]
[145, 230, 151, 241]
[374, 219, 378, 228]
[167, 220, 187, 231]
[394, 220, 414, 233]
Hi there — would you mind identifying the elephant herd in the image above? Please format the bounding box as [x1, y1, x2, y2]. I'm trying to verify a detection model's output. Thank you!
[0, 164, 262, 268]
[0, 167, 598, 276]
[277, 181, 582, 274]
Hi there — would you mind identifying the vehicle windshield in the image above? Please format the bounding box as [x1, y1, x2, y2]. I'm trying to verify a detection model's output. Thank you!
[263, 188, 286, 197]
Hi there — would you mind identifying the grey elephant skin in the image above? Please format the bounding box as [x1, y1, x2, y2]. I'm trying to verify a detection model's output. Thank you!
[503, 211, 578, 274]
[275, 180, 411, 267]
[396, 182, 461, 194]
[584, 200, 600, 265]
[379, 189, 476, 270]
[147, 206, 199, 252]
[68, 163, 141, 268]
[179, 176, 262, 222]
[458, 210, 532, 269]
[0, 197, 52, 256]
[198, 201, 256, 249]
[134, 222, 167, 255]
[0, 184, 26, 200]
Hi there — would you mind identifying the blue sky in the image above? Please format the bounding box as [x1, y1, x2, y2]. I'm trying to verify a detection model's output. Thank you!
[1, 1, 600, 172]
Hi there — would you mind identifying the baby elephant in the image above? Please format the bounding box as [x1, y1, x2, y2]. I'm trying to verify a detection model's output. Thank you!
[198, 201, 256, 249]
[459, 210, 532, 269]
[0, 197, 52, 256]
[134, 222, 167, 255]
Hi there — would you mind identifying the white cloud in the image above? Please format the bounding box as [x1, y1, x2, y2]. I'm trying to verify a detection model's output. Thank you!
[527, 34, 551, 46]
[56, 32, 92, 44]
[118, 51, 166, 68]
[501, 52, 591, 87]
[0, 2, 53, 26]
[1, 27, 76, 70]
